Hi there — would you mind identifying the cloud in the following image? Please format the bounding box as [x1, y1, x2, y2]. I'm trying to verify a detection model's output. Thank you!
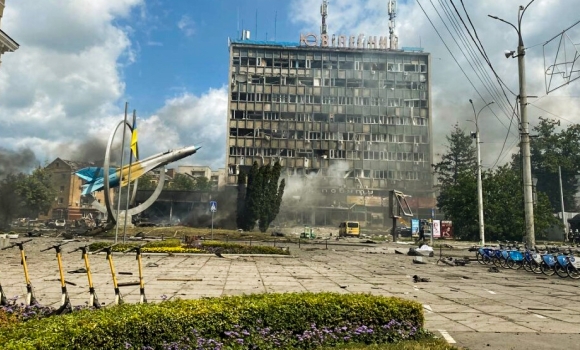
[0, 0, 142, 152]
[177, 15, 195, 37]
[290, 0, 580, 168]
[144, 87, 228, 170]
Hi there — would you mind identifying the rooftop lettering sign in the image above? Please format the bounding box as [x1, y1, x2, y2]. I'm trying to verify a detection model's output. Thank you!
[300, 33, 389, 50]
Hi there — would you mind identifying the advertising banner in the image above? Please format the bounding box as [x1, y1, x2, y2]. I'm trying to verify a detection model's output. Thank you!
[441, 221, 453, 239]
[432, 220, 441, 238]
[411, 219, 420, 235]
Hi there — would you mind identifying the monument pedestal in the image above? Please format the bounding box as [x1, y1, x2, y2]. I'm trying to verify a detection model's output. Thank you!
[115, 212, 134, 229]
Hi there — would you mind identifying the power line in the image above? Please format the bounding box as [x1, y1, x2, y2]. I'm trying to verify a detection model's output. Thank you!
[438, 0, 517, 124]
[528, 104, 577, 124]
[453, 0, 518, 103]
[418, 0, 514, 134]
[416, 0, 493, 113]
[491, 97, 519, 169]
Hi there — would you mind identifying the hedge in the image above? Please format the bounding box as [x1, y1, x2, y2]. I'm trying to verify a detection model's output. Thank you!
[88, 240, 290, 255]
[0, 293, 424, 350]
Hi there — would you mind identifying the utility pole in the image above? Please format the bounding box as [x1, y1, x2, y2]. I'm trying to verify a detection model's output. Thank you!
[489, 0, 536, 247]
[559, 166, 567, 240]
[469, 100, 494, 247]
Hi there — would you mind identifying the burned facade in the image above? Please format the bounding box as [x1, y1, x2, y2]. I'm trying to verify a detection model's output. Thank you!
[226, 36, 434, 227]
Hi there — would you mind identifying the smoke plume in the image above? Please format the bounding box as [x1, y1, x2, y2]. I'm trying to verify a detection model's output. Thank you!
[0, 147, 38, 178]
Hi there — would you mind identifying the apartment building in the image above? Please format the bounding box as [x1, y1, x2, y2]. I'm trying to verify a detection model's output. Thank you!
[176, 166, 226, 190]
[226, 33, 435, 225]
[41, 158, 108, 221]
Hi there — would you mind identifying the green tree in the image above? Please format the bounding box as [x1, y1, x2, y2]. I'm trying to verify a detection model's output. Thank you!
[168, 173, 196, 191]
[236, 171, 247, 230]
[433, 124, 477, 186]
[518, 117, 580, 212]
[258, 162, 285, 232]
[138, 172, 157, 190]
[238, 161, 285, 232]
[243, 162, 262, 231]
[193, 176, 212, 191]
[16, 167, 56, 219]
[0, 174, 25, 229]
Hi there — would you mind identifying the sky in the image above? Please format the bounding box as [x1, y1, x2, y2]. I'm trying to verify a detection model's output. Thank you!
[0, 0, 579, 173]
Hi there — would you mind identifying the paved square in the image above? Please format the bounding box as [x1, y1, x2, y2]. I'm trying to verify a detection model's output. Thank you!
[1, 238, 579, 349]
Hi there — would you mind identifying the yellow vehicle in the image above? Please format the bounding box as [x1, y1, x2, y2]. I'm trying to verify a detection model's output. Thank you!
[339, 221, 360, 237]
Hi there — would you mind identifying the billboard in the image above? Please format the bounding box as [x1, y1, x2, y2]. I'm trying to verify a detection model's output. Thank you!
[441, 221, 453, 239]
[432, 220, 441, 238]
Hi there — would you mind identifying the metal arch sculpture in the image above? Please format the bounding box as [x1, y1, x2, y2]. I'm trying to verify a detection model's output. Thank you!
[76, 120, 201, 225]
[92, 120, 165, 225]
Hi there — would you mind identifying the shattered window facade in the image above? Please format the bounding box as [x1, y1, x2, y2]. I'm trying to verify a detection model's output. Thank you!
[226, 40, 434, 223]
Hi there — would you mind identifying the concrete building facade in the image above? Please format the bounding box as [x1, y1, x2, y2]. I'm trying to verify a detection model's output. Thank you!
[226, 35, 434, 226]
[0, 1, 19, 68]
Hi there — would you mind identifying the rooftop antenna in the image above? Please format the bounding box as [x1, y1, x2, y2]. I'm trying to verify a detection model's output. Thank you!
[320, 0, 328, 35]
[388, 0, 398, 49]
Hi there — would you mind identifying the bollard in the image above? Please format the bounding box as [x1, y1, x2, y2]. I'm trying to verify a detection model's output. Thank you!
[325, 239, 328, 250]
[299, 238, 301, 248]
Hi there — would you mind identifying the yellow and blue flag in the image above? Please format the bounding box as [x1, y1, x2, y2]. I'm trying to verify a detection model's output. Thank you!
[130, 119, 138, 159]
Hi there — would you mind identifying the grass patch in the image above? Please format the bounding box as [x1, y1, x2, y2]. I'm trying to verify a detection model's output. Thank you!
[87, 239, 290, 255]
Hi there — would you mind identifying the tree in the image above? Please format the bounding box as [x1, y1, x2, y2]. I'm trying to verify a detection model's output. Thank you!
[168, 173, 196, 191]
[16, 167, 56, 219]
[433, 124, 477, 186]
[137, 172, 157, 190]
[237, 161, 285, 232]
[434, 126, 559, 241]
[257, 162, 285, 232]
[0, 174, 25, 229]
[193, 176, 212, 191]
[242, 162, 261, 231]
[236, 171, 247, 230]
[515, 117, 580, 212]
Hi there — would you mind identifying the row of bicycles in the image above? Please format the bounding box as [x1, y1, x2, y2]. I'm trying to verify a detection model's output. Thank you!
[475, 241, 580, 279]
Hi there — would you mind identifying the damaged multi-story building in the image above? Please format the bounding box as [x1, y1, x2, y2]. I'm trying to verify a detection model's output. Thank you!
[226, 31, 435, 227]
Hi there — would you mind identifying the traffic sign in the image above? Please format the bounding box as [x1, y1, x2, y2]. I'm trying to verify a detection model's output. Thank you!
[210, 201, 217, 213]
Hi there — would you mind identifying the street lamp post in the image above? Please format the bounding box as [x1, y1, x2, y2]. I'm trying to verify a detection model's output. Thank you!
[469, 100, 494, 247]
[489, 0, 536, 247]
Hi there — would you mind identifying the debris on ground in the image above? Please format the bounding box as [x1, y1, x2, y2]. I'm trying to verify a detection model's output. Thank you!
[68, 268, 87, 274]
[488, 266, 501, 273]
[413, 275, 430, 283]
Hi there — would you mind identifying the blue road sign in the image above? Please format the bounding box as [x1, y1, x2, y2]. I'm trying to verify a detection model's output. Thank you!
[210, 201, 217, 213]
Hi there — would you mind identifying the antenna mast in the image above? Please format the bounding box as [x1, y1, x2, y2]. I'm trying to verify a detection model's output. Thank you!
[388, 0, 398, 49]
[320, 0, 328, 35]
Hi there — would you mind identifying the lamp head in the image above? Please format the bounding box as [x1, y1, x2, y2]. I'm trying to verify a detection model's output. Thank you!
[469, 99, 473, 104]
[504, 50, 516, 58]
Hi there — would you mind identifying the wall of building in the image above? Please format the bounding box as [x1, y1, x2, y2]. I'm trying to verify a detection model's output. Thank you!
[225, 41, 434, 226]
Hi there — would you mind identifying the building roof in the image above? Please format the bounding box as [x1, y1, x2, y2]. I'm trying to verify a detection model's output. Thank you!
[0, 29, 19, 53]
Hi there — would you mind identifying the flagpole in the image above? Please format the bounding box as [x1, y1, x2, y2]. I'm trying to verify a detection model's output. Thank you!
[123, 110, 137, 243]
[115, 102, 129, 243]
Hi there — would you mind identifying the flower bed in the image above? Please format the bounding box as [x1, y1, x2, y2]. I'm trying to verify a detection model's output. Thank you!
[88, 239, 289, 255]
[0, 293, 425, 349]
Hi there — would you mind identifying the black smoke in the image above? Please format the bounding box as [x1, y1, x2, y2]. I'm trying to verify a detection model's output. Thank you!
[0, 147, 38, 178]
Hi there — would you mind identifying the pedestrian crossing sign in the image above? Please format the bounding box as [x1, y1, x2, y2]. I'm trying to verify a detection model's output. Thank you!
[210, 201, 217, 213]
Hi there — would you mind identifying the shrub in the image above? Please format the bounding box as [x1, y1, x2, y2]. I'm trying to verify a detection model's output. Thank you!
[0, 293, 424, 349]
[0, 297, 55, 329]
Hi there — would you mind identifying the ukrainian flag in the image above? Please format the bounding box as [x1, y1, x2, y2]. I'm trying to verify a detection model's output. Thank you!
[130, 119, 138, 159]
